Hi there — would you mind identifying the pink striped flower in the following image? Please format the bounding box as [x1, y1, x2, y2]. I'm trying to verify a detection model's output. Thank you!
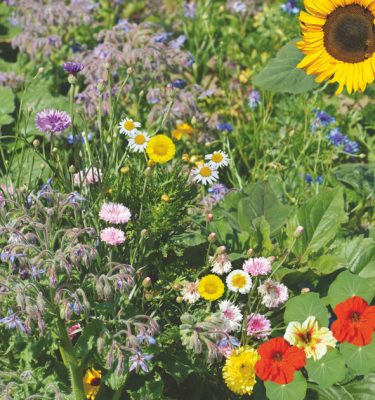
[100, 228, 126, 246]
[99, 203, 131, 224]
[243, 257, 272, 276]
[247, 314, 271, 339]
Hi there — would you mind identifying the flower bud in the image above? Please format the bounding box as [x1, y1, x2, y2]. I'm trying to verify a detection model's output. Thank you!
[120, 166, 129, 174]
[36, 293, 45, 313]
[142, 277, 152, 288]
[182, 153, 190, 162]
[172, 282, 182, 291]
[161, 194, 170, 203]
[52, 147, 58, 154]
[68, 165, 76, 174]
[140, 229, 148, 239]
[208, 232, 216, 242]
[38, 67, 44, 74]
[294, 226, 304, 238]
[247, 248, 254, 257]
[217, 245, 226, 254]
[97, 336, 105, 354]
[176, 296, 184, 303]
[144, 167, 152, 176]
[33, 139, 40, 147]
[144, 291, 153, 301]
[207, 213, 213, 222]
[301, 287, 310, 294]
[127, 67, 133, 75]
[27, 106, 33, 114]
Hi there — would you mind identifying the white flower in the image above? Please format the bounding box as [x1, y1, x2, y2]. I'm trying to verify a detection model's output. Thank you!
[205, 151, 229, 169]
[226, 270, 252, 294]
[181, 280, 200, 304]
[128, 131, 150, 152]
[210, 253, 232, 275]
[192, 164, 219, 185]
[219, 300, 243, 332]
[258, 279, 289, 308]
[119, 117, 141, 135]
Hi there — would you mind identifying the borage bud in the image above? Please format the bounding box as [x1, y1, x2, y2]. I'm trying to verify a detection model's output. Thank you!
[142, 277, 152, 288]
[208, 232, 216, 242]
[294, 226, 304, 238]
[36, 293, 45, 313]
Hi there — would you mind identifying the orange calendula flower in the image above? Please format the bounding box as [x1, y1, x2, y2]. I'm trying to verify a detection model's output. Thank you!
[172, 123, 194, 140]
[83, 368, 101, 399]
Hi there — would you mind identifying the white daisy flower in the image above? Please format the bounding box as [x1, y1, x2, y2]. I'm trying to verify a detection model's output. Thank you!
[226, 270, 252, 294]
[205, 151, 229, 169]
[128, 131, 150, 152]
[219, 300, 243, 332]
[181, 280, 200, 304]
[192, 164, 219, 185]
[119, 117, 141, 135]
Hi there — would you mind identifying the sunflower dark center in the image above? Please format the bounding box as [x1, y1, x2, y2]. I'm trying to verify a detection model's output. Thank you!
[324, 5, 375, 63]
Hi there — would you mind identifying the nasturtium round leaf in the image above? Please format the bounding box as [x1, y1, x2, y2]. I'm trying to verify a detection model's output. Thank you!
[306, 349, 347, 388]
[264, 371, 307, 400]
[284, 292, 329, 327]
[327, 271, 374, 308]
[339, 334, 375, 375]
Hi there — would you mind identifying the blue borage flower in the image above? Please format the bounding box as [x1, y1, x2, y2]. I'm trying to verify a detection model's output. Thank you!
[129, 351, 153, 373]
[0, 310, 26, 333]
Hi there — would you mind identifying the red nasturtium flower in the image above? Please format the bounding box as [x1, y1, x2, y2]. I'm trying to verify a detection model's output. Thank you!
[255, 337, 306, 384]
[331, 296, 375, 346]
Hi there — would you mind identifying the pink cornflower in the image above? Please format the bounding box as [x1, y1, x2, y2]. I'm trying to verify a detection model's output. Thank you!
[243, 257, 272, 276]
[99, 203, 131, 224]
[67, 323, 81, 340]
[258, 279, 289, 308]
[73, 167, 102, 186]
[100, 228, 126, 246]
[35, 109, 71, 135]
[247, 314, 271, 339]
[219, 300, 243, 332]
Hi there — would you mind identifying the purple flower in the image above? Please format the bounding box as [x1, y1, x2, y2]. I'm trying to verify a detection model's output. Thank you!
[153, 32, 172, 43]
[327, 128, 346, 147]
[230, 1, 247, 14]
[0, 310, 26, 333]
[281, 1, 300, 15]
[35, 109, 71, 136]
[62, 61, 84, 76]
[208, 183, 228, 202]
[183, 1, 196, 18]
[136, 329, 157, 346]
[170, 35, 187, 49]
[129, 351, 153, 373]
[311, 109, 336, 131]
[171, 79, 187, 89]
[217, 122, 233, 132]
[248, 90, 261, 109]
[305, 173, 323, 185]
[344, 139, 359, 154]
[67, 132, 92, 144]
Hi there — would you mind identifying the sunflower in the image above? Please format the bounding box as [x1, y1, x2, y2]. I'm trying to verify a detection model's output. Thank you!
[83, 368, 101, 399]
[197, 274, 225, 301]
[146, 134, 176, 164]
[297, 0, 375, 94]
[223, 346, 259, 396]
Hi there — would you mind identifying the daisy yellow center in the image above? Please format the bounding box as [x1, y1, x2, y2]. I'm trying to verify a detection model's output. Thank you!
[231, 274, 246, 288]
[200, 166, 212, 177]
[324, 5, 375, 63]
[134, 134, 146, 145]
[124, 120, 135, 130]
[212, 152, 224, 163]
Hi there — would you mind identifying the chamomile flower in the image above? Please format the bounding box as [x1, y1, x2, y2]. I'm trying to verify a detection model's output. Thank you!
[119, 117, 141, 135]
[226, 270, 252, 294]
[205, 151, 229, 169]
[192, 164, 219, 185]
[128, 131, 150, 152]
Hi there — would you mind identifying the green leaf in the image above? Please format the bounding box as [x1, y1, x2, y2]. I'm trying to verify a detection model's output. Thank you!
[159, 351, 203, 384]
[327, 271, 374, 308]
[334, 163, 375, 197]
[343, 238, 375, 277]
[102, 369, 127, 391]
[0, 114, 14, 126]
[252, 39, 319, 94]
[0, 86, 15, 114]
[289, 188, 347, 256]
[128, 373, 164, 399]
[74, 319, 104, 360]
[284, 292, 329, 327]
[238, 182, 291, 236]
[340, 334, 375, 375]
[265, 371, 307, 400]
[306, 350, 347, 388]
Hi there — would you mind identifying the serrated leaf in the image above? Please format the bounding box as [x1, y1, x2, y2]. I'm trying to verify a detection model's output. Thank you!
[253, 39, 319, 94]
[0, 86, 15, 114]
[327, 271, 374, 308]
[284, 292, 329, 327]
[306, 350, 347, 388]
[340, 334, 375, 375]
[265, 371, 307, 400]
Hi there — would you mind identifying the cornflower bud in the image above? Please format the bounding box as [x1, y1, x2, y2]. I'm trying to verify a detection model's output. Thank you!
[208, 232, 216, 242]
[142, 277, 152, 288]
[207, 213, 213, 221]
[33, 139, 40, 147]
[294, 226, 304, 238]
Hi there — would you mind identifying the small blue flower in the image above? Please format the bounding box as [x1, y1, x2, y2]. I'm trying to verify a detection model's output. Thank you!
[0, 310, 26, 333]
[344, 139, 359, 154]
[217, 122, 233, 133]
[171, 79, 187, 89]
[170, 35, 187, 49]
[281, 1, 300, 15]
[327, 128, 346, 147]
[153, 32, 172, 44]
[305, 174, 323, 185]
[67, 132, 92, 145]
[129, 351, 153, 373]
[311, 109, 336, 131]
[248, 90, 261, 109]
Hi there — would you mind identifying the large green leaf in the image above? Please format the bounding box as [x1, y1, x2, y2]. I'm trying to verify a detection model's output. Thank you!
[238, 182, 291, 236]
[74, 319, 104, 360]
[340, 334, 375, 375]
[0, 86, 15, 114]
[306, 350, 347, 388]
[159, 351, 203, 384]
[327, 271, 374, 308]
[252, 39, 319, 94]
[265, 371, 307, 400]
[289, 188, 347, 256]
[334, 163, 375, 197]
[128, 373, 165, 400]
[284, 292, 329, 327]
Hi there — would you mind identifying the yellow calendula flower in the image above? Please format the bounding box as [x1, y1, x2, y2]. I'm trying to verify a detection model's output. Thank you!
[172, 123, 194, 140]
[83, 368, 101, 400]
[146, 134, 176, 164]
[284, 316, 337, 361]
[197, 274, 224, 301]
[223, 346, 259, 396]
[297, 0, 375, 94]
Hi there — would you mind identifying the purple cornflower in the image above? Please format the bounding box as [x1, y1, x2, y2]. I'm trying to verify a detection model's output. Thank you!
[170, 34, 187, 49]
[183, 1, 196, 18]
[129, 351, 153, 373]
[0, 310, 26, 333]
[153, 32, 172, 43]
[327, 128, 346, 147]
[248, 90, 261, 109]
[281, 0, 300, 15]
[217, 122, 233, 133]
[208, 183, 228, 202]
[305, 173, 323, 185]
[344, 139, 359, 154]
[62, 61, 84, 76]
[230, 1, 247, 14]
[311, 109, 336, 131]
[171, 79, 187, 89]
[35, 109, 71, 136]
[67, 132, 92, 144]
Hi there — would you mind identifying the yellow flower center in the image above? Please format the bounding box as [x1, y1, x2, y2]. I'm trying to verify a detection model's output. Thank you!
[232, 274, 246, 288]
[211, 152, 224, 163]
[134, 134, 146, 145]
[200, 166, 212, 177]
[124, 120, 135, 130]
